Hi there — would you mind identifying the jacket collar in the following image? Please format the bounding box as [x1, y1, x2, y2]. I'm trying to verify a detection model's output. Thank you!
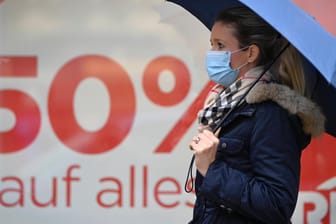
[246, 82, 325, 137]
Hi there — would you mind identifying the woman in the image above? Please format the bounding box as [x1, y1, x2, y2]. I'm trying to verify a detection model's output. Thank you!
[188, 7, 325, 224]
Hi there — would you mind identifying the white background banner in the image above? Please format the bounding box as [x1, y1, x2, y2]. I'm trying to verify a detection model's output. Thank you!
[0, 1, 335, 224]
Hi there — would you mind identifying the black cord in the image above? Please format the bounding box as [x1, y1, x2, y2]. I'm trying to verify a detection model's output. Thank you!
[184, 155, 195, 193]
[184, 42, 290, 193]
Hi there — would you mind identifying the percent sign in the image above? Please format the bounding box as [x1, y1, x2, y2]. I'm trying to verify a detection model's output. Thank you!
[142, 56, 214, 154]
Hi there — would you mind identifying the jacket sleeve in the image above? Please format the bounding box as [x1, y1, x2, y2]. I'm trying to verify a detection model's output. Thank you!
[199, 103, 304, 223]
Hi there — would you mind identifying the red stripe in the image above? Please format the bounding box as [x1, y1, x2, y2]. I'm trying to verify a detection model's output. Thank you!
[0, 56, 38, 77]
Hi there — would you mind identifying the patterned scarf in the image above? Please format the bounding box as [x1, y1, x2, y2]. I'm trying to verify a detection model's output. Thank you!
[198, 66, 271, 131]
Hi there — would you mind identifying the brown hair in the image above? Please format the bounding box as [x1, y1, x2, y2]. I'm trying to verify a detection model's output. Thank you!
[215, 7, 305, 95]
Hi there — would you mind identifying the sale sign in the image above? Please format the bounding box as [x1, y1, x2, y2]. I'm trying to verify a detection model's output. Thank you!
[0, 1, 335, 224]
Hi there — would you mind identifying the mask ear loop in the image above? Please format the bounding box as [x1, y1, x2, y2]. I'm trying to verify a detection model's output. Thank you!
[231, 45, 250, 71]
[184, 42, 290, 193]
[235, 61, 249, 71]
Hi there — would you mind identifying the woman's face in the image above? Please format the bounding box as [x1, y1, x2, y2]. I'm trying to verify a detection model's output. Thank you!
[210, 21, 252, 77]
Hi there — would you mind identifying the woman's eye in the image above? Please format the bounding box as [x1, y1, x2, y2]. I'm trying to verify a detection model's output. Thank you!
[218, 43, 224, 49]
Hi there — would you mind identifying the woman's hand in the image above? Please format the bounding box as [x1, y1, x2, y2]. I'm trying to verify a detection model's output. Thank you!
[189, 129, 219, 176]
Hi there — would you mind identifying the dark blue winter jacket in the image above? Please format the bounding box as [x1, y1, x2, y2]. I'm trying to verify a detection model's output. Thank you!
[189, 83, 325, 224]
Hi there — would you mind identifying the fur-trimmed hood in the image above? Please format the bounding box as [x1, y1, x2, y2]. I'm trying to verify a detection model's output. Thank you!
[246, 82, 325, 137]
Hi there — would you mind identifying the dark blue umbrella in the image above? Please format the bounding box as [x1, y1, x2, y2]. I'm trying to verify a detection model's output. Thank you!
[166, 0, 336, 137]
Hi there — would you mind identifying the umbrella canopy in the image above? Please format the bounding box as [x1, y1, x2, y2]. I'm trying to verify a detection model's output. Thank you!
[166, 0, 336, 137]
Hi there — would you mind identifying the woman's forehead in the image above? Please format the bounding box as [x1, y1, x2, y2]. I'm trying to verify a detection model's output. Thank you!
[210, 22, 239, 44]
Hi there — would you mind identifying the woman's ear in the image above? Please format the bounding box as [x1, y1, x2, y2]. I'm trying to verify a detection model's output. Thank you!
[247, 44, 260, 63]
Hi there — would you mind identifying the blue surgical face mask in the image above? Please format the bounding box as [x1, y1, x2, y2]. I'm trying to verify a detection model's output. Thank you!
[206, 48, 248, 87]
